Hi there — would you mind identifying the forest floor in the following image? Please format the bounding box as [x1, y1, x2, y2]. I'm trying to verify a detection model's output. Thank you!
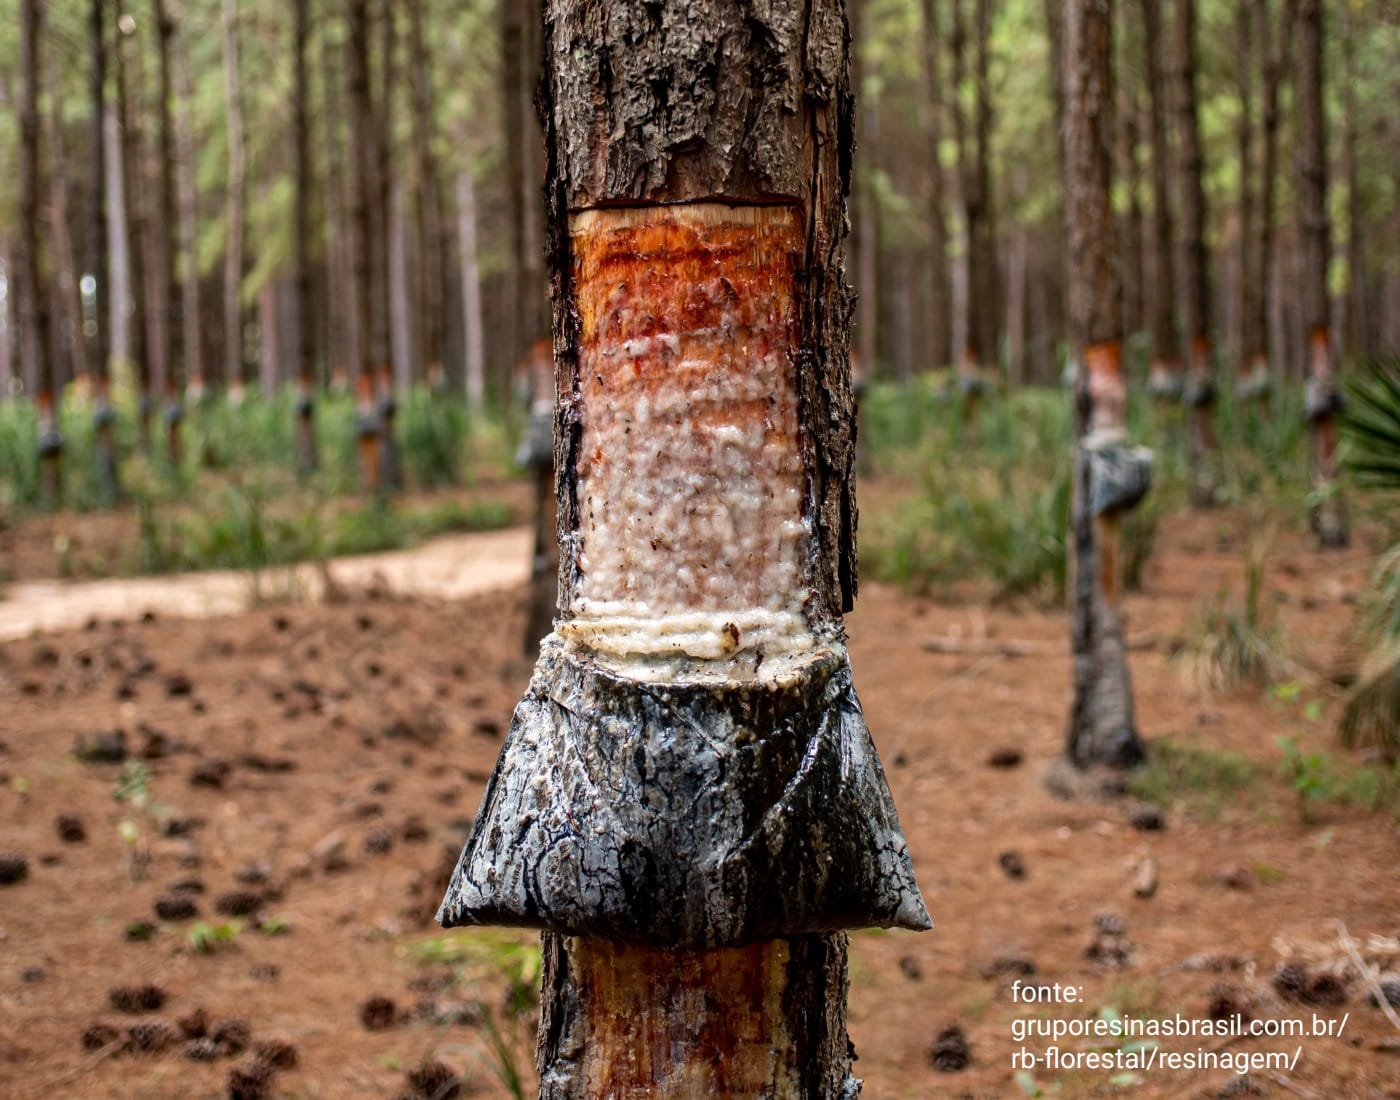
[1, 498, 1398, 1099]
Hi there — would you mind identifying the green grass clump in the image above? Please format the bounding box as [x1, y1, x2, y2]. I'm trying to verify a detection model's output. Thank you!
[1128, 739, 1260, 820]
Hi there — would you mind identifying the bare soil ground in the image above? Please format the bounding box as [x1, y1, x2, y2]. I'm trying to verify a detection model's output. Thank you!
[1, 506, 1397, 1099]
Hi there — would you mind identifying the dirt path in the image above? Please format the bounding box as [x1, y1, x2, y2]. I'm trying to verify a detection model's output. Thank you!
[0, 527, 532, 641]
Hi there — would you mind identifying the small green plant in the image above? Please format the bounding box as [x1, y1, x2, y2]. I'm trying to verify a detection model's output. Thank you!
[258, 915, 290, 936]
[1277, 736, 1400, 821]
[1181, 534, 1293, 694]
[188, 920, 243, 954]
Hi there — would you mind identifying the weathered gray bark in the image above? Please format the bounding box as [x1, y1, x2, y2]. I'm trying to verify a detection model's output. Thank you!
[1062, 0, 1149, 775]
[1172, 0, 1218, 504]
[442, 3, 927, 1095]
[1296, 0, 1347, 548]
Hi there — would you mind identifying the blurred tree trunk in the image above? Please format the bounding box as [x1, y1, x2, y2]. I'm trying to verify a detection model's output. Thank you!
[1340, 5, 1365, 365]
[153, 0, 183, 463]
[953, 0, 998, 410]
[1062, 0, 1148, 776]
[117, 0, 153, 447]
[48, 94, 88, 395]
[1139, 0, 1180, 398]
[1119, 80, 1145, 341]
[1233, 0, 1255, 385]
[323, 17, 355, 395]
[918, 0, 951, 371]
[1249, 0, 1296, 396]
[22, 0, 61, 506]
[348, 0, 381, 490]
[221, 0, 246, 400]
[1172, 0, 1218, 504]
[1, 236, 12, 400]
[293, 0, 317, 474]
[456, 168, 485, 415]
[407, 0, 446, 392]
[851, 0, 880, 381]
[174, 27, 203, 400]
[1296, 0, 1347, 548]
[374, 0, 401, 492]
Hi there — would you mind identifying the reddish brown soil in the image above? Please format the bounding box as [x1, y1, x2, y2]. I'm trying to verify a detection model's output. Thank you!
[1, 507, 1397, 1099]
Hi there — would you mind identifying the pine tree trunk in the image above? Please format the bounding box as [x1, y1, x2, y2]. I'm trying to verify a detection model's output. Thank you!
[292, 0, 317, 474]
[1340, 5, 1364, 365]
[373, 0, 400, 492]
[455, 169, 485, 413]
[852, 0, 880, 382]
[153, 0, 183, 463]
[407, 0, 445, 391]
[1119, 78, 1145, 340]
[1061, 0, 1149, 779]
[1139, 0, 1180, 398]
[919, 0, 951, 371]
[440, 3, 929, 1094]
[1296, 0, 1347, 548]
[221, 0, 246, 400]
[117, 0, 153, 447]
[348, 0, 381, 490]
[174, 34, 203, 399]
[22, 0, 62, 506]
[48, 95, 89, 395]
[1248, 0, 1295, 401]
[1233, 0, 1256, 391]
[1172, 0, 1218, 504]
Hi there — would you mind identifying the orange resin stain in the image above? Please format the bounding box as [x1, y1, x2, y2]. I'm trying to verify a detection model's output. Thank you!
[569, 204, 808, 629]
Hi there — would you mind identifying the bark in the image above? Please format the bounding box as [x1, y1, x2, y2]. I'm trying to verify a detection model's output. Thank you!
[918, 0, 951, 370]
[456, 169, 485, 413]
[1296, 0, 1346, 547]
[153, 0, 183, 461]
[1, 237, 12, 399]
[348, 0, 381, 489]
[1064, 0, 1149, 772]
[292, 0, 316, 472]
[1172, 0, 1217, 504]
[22, 0, 62, 504]
[1139, 0, 1180, 396]
[222, 0, 246, 397]
[442, 3, 928, 1094]
[1340, 5, 1364, 364]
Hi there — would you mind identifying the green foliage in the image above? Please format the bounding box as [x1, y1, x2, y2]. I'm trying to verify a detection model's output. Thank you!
[1277, 736, 1400, 822]
[1128, 738, 1260, 820]
[862, 383, 1072, 603]
[1343, 358, 1400, 494]
[188, 920, 243, 953]
[1180, 534, 1294, 694]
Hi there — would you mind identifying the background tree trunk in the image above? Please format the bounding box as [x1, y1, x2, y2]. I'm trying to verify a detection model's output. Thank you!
[117, 0, 153, 446]
[1172, 0, 1217, 504]
[348, 0, 380, 489]
[293, 0, 317, 474]
[173, 27, 203, 399]
[21, 0, 61, 505]
[1296, 0, 1346, 547]
[456, 168, 485, 414]
[153, 0, 183, 462]
[1139, 0, 1180, 397]
[373, 0, 400, 492]
[919, 0, 951, 372]
[852, 0, 880, 381]
[1061, 0, 1149, 777]
[1233, 0, 1255, 384]
[221, 0, 246, 399]
[408, 0, 445, 391]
